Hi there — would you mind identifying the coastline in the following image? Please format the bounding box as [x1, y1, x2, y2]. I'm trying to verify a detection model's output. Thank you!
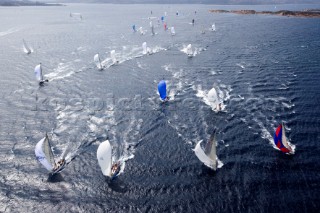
[210, 9, 320, 18]
[0, 1, 64, 6]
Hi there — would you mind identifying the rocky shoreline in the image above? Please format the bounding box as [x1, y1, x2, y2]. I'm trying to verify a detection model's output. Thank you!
[210, 9, 320, 18]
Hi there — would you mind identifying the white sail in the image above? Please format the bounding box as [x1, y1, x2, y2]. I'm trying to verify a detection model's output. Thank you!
[35, 135, 55, 171]
[186, 44, 193, 57]
[34, 64, 43, 82]
[142, 42, 147, 55]
[23, 39, 31, 54]
[139, 27, 144, 35]
[171, 27, 175, 35]
[97, 140, 113, 177]
[94, 54, 102, 70]
[150, 21, 155, 35]
[194, 140, 217, 170]
[110, 50, 118, 64]
[207, 87, 220, 110]
[211, 23, 216, 31]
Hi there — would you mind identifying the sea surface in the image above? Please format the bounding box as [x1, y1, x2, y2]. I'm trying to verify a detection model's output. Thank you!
[0, 3, 319, 213]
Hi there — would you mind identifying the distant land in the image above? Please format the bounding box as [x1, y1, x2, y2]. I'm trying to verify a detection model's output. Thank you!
[0, 0, 63, 6]
[210, 9, 320, 18]
[11, 0, 320, 4]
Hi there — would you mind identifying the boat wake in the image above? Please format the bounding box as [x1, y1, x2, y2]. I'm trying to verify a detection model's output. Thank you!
[0, 27, 20, 37]
[52, 92, 144, 173]
[195, 84, 231, 112]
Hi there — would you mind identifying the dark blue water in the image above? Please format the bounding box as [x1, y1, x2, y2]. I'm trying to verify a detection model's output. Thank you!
[0, 3, 319, 212]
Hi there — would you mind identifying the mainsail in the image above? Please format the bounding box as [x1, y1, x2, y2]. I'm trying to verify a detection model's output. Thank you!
[97, 140, 113, 177]
[204, 131, 217, 170]
[274, 123, 293, 154]
[212, 23, 216, 31]
[23, 39, 31, 54]
[150, 21, 155, 35]
[35, 134, 56, 171]
[110, 50, 118, 64]
[34, 64, 43, 82]
[186, 44, 193, 57]
[94, 54, 102, 70]
[194, 136, 217, 171]
[142, 42, 148, 55]
[171, 27, 175, 35]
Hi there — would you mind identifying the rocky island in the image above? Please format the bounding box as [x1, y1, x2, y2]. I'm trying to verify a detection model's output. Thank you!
[210, 9, 320, 18]
[0, 0, 63, 6]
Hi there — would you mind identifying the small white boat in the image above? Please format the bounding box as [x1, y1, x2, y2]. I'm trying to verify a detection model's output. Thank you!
[94, 53, 103, 70]
[211, 23, 216, 31]
[23, 39, 32, 54]
[274, 123, 295, 154]
[97, 140, 124, 180]
[142, 42, 152, 55]
[34, 63, 48, 85]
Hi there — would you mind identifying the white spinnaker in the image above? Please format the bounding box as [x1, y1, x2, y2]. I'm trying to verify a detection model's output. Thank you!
[186, 44, 193, 56]
[171, 27, 175, 35]
[94, 54, 102, 69]
[97, 140, 112, 177]
[34, 64, 43, 82]
[142, 42, 147, 55]
[194, 140, 216, 170]
[35, 136, 54, 171]
[110, 50, 117, 64]
[23, 39, 31, 54]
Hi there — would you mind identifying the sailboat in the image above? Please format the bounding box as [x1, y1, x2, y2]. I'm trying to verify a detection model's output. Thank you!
[23, 39, 32, 54]
[274, 123, 294, 154]
[34, 63, 48, 85]
[94, 53, 103, 70]
[211, 23, 216, 31]
[158, 80, 169, 102]
[194, 131, 217, 170]
[70, 13, 82, 20]
[207, 87, 221, 112]
[142, 42, 152, 55]
[139, 27, 145, 35]
[110, 50, 119, 65]
[35, 133, 66, 174]
[186, 44, 193, 57]
[97, 140, 123, 180]
[170, 26, 176, 36]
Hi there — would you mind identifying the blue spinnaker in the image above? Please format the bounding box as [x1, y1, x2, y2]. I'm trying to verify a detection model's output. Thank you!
[158, 80, 167, 100]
